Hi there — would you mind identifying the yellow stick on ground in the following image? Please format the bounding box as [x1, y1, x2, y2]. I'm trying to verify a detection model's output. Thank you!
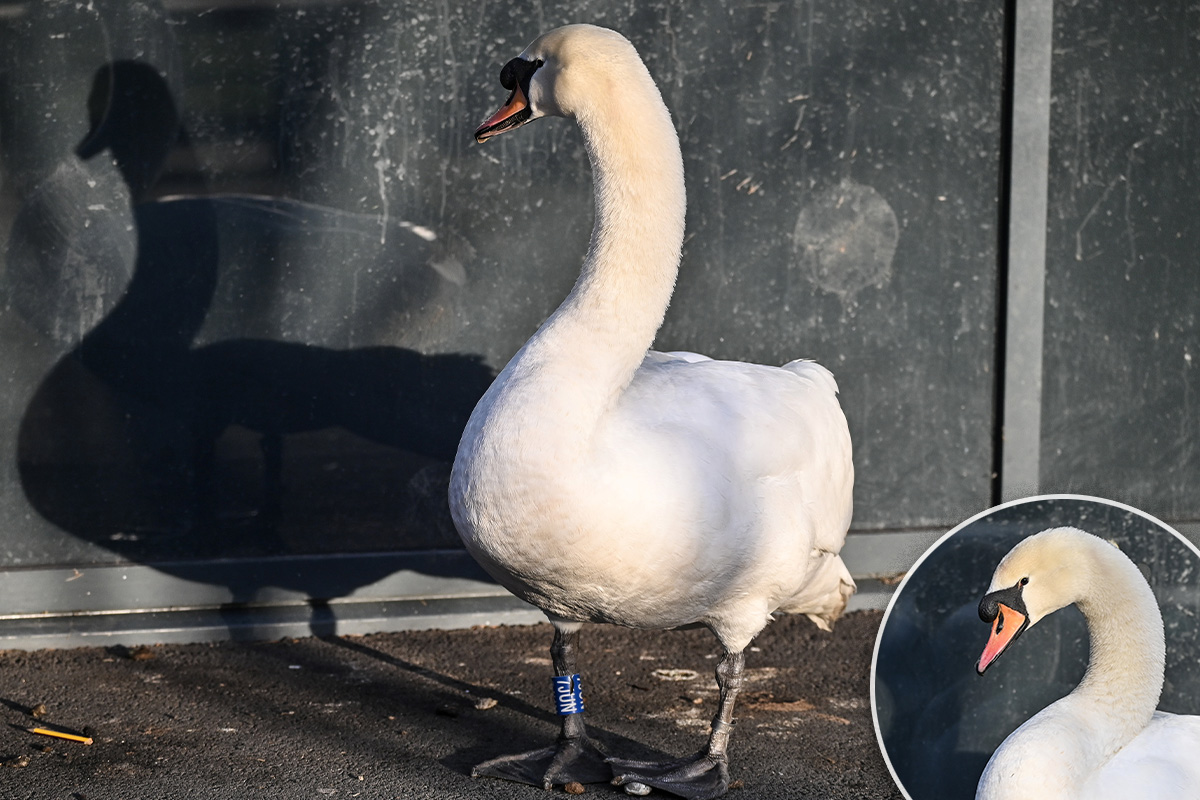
[27, 727, 93, 745]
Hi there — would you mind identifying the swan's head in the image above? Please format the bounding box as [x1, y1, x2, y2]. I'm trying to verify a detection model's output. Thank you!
[474, 24, 644, 143]
[975, 527, 1099, 674]
[75, 61, 180, 199]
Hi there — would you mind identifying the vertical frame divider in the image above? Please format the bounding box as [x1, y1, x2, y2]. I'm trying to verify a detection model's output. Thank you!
[999, 0, 1054, 501]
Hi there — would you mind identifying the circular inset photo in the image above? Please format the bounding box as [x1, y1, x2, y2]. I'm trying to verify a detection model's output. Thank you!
[872, 495, 1200, 800]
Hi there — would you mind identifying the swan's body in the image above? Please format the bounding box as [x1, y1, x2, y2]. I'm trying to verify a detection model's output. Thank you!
[458, 349, 852, 639]
[450, 25, 853, 798]
[975, 527, 1200, 800]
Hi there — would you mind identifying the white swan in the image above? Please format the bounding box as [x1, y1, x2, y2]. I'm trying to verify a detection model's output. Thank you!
[975, 526, 1200, 800]
[449, 24, 854, 800]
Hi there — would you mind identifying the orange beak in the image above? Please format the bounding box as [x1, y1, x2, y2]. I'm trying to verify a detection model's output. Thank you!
[976, 602, 1028, 674]
[474, 84, 531, 143]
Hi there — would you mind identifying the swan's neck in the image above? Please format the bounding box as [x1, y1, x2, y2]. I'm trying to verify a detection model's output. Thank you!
[1066, 543, 1165, 759]
[508, 76, 686, 432]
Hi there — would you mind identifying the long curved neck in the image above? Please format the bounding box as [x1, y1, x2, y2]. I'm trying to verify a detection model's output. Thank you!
[1066, 541, 1166, 759]
[511, 72, 686, 430]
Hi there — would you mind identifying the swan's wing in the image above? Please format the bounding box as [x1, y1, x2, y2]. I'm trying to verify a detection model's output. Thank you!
[610, 355, 854, 639]
[628, 356, 847, 464]
[647, 349, 712, 364]
[1084, 712, 1200, 799]
[614, 355, 854, 547]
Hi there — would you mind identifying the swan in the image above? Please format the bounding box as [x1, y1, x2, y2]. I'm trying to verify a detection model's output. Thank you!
[975, 526, 1200, 800]
[449, 24, 854, 799]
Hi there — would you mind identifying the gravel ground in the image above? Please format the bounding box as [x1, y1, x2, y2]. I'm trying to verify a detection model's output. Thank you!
[0, 610, 900, 800]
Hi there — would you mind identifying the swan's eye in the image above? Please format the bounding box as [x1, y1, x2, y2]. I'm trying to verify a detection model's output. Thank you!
[1019, 577, 1029, 587]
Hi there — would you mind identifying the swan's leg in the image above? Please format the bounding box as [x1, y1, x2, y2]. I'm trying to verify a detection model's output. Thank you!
[472, 622, 610, 789]
[611, 649, 746, 800]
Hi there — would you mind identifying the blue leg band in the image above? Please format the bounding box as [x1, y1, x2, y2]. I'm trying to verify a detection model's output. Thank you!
[553, 673, 585, 715]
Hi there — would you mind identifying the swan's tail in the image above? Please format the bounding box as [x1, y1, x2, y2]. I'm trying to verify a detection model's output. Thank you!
[784, 551, 856, 632]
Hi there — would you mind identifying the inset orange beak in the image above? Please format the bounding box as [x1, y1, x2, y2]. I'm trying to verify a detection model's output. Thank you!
[976, 602, 1028, 674]
[474, 84, 531, 143]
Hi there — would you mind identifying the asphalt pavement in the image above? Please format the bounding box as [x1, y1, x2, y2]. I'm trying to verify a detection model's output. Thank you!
[0, 611, 900, 800]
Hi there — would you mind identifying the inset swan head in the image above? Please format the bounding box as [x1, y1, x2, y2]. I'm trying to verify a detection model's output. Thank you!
[975, 527, 1104, 674]
[475, 24, 649, 142]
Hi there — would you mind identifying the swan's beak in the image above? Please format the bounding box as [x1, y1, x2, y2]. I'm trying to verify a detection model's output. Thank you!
[475, 84, 532, 143]
[976, 602, 1028, 674]
[76, 124, 109, 160]
[76, 66, 115, 159]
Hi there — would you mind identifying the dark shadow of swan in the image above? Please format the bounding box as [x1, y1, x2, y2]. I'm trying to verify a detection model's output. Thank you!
[15, 60, 492, 586]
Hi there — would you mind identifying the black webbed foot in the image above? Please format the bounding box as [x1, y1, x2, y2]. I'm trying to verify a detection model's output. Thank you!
[473, 734, 611, 790]
[610, 751, 730, 799]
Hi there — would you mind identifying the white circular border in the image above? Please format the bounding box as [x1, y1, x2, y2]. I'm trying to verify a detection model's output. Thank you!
[867, 493, 1198, 800]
